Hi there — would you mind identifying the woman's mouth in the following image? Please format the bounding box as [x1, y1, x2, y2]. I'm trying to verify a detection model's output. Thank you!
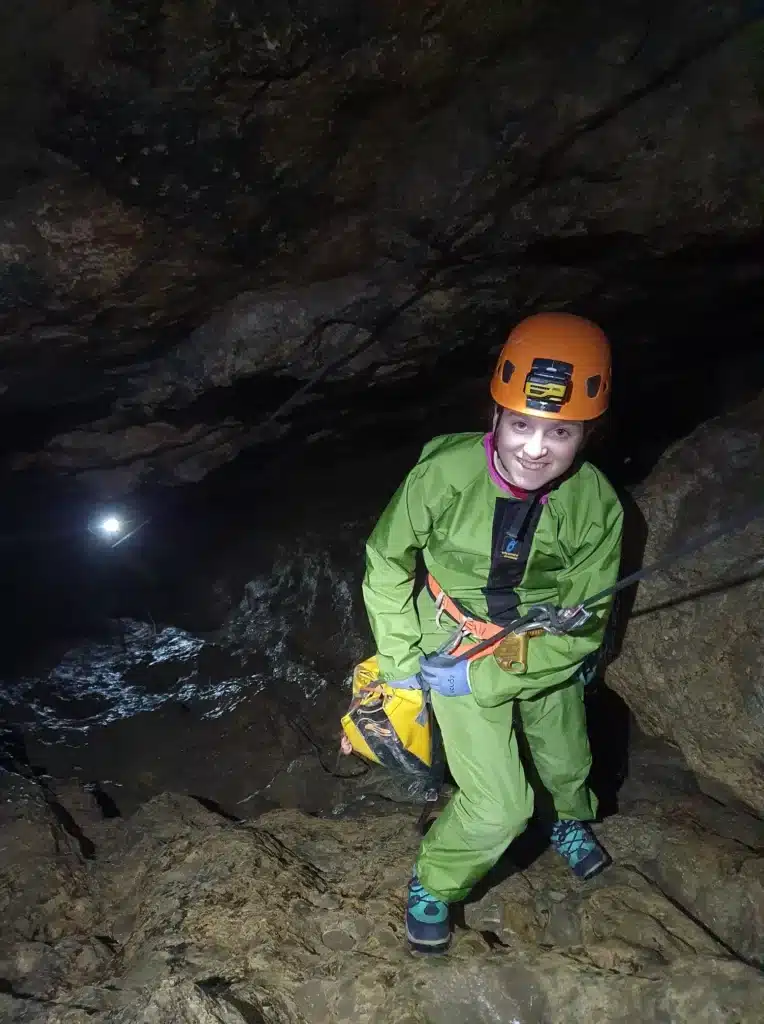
[516, 458, 549, 472]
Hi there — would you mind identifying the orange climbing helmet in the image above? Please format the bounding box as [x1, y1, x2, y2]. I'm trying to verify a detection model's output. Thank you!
[490, 312, 611, 421]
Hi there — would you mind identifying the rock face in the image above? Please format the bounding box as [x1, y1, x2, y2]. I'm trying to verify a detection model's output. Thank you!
[1, 1, 763, 487]
[608, 392, 764, 815]
[0, 738, 762, 1024]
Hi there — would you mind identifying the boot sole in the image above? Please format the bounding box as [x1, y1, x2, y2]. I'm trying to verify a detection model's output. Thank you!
[407, 937, 451, 956]
[405, 924, 451, 955]
[580, 853, 612, 880]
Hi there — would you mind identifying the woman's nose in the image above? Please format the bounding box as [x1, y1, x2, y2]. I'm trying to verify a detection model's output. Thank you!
[523, 430, 547, 458]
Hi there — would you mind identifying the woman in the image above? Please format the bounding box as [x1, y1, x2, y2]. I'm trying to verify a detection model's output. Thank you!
[361, 312, 623, 954]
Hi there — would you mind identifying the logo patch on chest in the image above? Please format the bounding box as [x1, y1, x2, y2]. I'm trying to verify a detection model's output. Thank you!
[501, 534, 521, 560]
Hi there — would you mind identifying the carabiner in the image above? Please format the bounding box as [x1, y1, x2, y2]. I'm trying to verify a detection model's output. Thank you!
[435, 622, 469, 657]
[434, 590, 447, 630]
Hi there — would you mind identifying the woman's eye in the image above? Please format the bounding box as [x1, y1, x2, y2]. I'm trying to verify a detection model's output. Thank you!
[512, 421, 528, 431]
[553, 428, 571, 439]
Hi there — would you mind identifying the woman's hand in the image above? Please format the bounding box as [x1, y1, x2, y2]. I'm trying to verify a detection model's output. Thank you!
[419, 654, 471, 697]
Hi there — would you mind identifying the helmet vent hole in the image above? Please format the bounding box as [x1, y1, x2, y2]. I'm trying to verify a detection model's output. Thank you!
[501, 360, 515, 384]
[586, 374, 602, 398]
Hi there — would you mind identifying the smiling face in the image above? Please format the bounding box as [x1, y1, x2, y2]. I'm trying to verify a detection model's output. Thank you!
[493, 408, 585, 491]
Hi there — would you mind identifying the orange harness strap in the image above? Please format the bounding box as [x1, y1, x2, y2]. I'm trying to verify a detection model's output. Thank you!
[426, 574, 512, 661]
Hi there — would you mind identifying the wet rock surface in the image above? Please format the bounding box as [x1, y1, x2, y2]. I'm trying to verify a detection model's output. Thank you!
[0, 734, 762, 1024]
[0, 454, 384, 816]
[607, 392, 764, 816]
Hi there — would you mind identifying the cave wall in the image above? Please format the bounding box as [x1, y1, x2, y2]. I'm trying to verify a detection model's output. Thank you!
[1, 1, 763, 490]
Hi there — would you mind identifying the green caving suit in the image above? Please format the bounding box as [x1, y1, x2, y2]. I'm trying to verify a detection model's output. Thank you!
[362, 432, 623, 903]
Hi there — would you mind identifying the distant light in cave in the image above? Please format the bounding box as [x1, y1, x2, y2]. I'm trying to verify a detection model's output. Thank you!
[99, 516, 122, 536]
[88, 511, 150, 547]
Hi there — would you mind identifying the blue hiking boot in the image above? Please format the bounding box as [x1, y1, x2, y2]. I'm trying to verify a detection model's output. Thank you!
[551, 819, 611, 880]
[405, 875, 450, 954]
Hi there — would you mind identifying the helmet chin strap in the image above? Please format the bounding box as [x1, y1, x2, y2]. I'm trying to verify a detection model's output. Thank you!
[491, 433, 538, 495]
[490, 408, 509, 479]
[491, 409, 517, 486]
[493, 450, 515, 486]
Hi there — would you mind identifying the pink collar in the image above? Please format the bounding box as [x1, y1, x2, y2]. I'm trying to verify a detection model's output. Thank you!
[483, 432, 549, 503]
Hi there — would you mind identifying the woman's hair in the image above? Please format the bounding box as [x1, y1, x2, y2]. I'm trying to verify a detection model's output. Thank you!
[583, 410, 610, 447]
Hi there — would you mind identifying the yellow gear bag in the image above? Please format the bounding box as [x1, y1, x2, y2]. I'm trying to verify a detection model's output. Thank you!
[340, 656, 434, 771]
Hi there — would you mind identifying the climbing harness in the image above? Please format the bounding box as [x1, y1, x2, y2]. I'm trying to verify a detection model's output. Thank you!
[427, 573, 545, 673]
[424, 484, 554, 673]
